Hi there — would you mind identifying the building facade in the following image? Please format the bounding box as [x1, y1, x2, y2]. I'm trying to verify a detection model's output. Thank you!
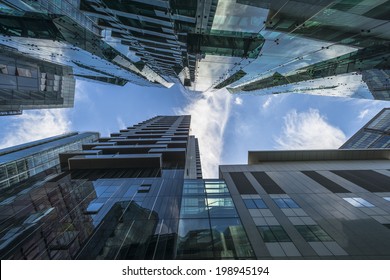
[1, 1, 388, 98]
[220, 149, 390, 259]
[222, 0, 390, 100]
[0, 132, 99, 193]
[0, 46, 76, 114]
[0, 0, 266, 94]
[340, 108, 390, 149]
[0, 115, 254, 259]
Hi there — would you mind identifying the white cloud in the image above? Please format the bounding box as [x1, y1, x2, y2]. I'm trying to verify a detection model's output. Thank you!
[116, 116, 126, 130]
[262, 96, 272, 109]
[358, 109, 369, 120]
[275, 109, 346, 150]
[0, 109, 71, 149]
[178, 89, 232, 178]
[234, 97, 243, 105]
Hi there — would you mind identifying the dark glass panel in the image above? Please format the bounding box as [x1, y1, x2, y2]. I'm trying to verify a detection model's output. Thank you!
[229, 172, 257, 194]
[177, 218, 213, 259]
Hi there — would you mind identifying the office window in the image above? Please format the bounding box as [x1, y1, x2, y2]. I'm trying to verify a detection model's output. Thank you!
[84, 202, 104, 214]
[177, 218, 214, 259]
[295, 225, 333, 242]
[251, 172, 285, 194]
[331, 170, 390, 192]
[302, 171, 350, 193]
[258, 226, 291, 242]
[16, 67, 32, 77]
[0, 64, 8, 74]
[229, 172, 257, 194]
[343, 197, 374, 208]
[137, 184, 151, 193]
[273, 198, 299, 208]
[211, 218, 254, 259]
[243, 198, 267, 209]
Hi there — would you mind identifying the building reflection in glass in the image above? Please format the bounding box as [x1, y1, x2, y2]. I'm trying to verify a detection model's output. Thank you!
[177, 179, 255, 259]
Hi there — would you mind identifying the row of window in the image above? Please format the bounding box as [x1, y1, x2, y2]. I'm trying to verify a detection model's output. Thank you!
[258, 225, 333, 243]
[244, 196, 390, 210]
[243, 197, 300, 210]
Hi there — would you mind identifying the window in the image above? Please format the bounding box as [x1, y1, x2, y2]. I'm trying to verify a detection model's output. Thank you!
[137, 184, 151, 193]
[0, 64, 8, 74]
[273, 198, 299, 208]
[295, 225, 333, 242]
[84, 202, 104, 214]
[16, 67, 32, 77]
[258, 226, 291, 242]
[343, 197, 374, 208]
[243, 198, 267, 209]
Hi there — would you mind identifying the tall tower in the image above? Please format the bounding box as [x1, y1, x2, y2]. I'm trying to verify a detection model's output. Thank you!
[0, 116, 202, 259]
[0, 46, 76, 114]
[340, 108, 390, 149]
[0, 115, 256, 260]
[0, 132, 99, 193]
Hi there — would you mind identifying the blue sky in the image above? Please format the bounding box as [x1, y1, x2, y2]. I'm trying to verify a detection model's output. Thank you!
[0, 79, 388, 178]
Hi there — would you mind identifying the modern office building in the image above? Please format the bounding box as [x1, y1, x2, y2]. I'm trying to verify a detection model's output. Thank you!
[2, 115, 390, 259]
[340, 108, 390, 149]
[0, 0, 173, 115]
[227, 44, 390, 100]
[0, 0, 265, 94]
[1, 1, 388, 97]
[0, 45, 76, 115]
[223, 0, 390, 100]
[0, 115, 255, 259]
[0, 132, 99, 193]
[362, 70, 390, 101]
[220, 149, 390, 259]
[74, 0, 265, 91]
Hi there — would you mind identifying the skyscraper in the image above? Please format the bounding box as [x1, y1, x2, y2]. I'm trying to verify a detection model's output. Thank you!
[222, 0, 390, 100]
[0, 115, 254, 259]
[1, 1, 387, 98]
[340, 108, 390, 149]
[0, 0, 266, 95]
[0, 45, 76, 115]
[220, 149, 390, 259]
[0, 0, 173, 115]
[0, 132, 99, 193]
[362, 70, 390, 101]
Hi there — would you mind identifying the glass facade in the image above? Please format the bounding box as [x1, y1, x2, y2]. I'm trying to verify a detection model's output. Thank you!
[219, 0, 389, 100]
[0, 47, 75, 113]
[343, 197, 375, 208]
[1, 0, 387, 96]
[0, 115, 258, 260]
[0, 132, 99, 193]
[340, 108, 390, 149]
[177, 179, 254, 259]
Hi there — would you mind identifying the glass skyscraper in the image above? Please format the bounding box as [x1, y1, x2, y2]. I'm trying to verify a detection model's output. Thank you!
[2, 115, 390, 259]
[0, 132, 99, 193]
[1, 0, 388, 100]
[0, 115, 254, 259]
[340, 108, 390, 149]
[0, 45, 76, 115]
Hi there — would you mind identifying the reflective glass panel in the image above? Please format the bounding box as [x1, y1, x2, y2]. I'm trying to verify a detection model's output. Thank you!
[211, 218, 254, 259]
[254, 199, 267, 209]
[244, 199, 256, 209]
[258, 226, 291, 242]
[177, 218, 213, 259]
